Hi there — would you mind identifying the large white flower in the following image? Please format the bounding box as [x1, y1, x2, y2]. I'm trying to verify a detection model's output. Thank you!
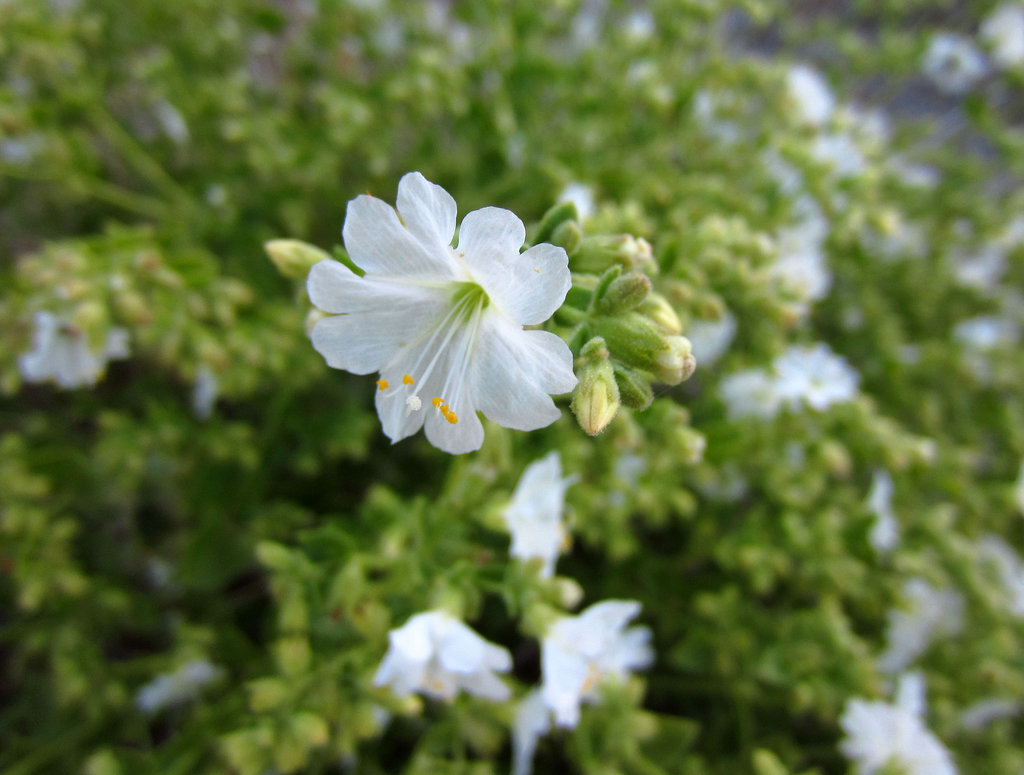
[540, 600, 653, 728]
[503, 452, 576, 578]
[19, 311, 130, 389]
[307, 172, 577, 455]
[373, 610, 512, 702]
[840, 672, 958, 775]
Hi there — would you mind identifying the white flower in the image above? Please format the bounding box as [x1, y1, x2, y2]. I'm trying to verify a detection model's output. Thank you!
[840, 672, 958, 775]
[307, 172, 577, 455]
[135, 659, 222, 713]
[922, 32, 988, 94]
[511, 689, 553, 775]
[952, 316, 1019, 350]
[720, 369, 784, 420]
[878, 579, 964, 674]
[976, 535, 1024, 617]
[540, 600, 653, 728]
[373, 610, 512, 701]
[810, 131, 866, 178]
[771, 196, 832, 304]
[785, 63, 835, 126]
[503, 452, 576, 578]
[773, 343, 859, 411]
[866, 469, 900, 553]
[19, 311, 130, 389]
[686, 311, 737, 367]
[981, 3, 1024, 69]
[192, 365, 219, 420]
[557, 182, 595, 220]
[951, 245, 1007, 291]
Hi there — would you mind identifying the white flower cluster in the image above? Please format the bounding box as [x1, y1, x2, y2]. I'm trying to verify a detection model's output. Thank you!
[922, 32, 988, 94]
[720, 343, 859, 420]
[878, 578, 964, 674]
[19, 311, 130, 389]
[373, 452, 651, 775]
[840, 672, 958, 775]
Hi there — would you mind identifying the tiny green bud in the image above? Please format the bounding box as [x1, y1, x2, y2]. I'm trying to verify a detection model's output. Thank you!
[265, 239, 333, 280]
[550, 218, 583, 254]
[612, 363, 654, 410]
[571, 234, 654, 274]
[594, 312, 695, 385]
[534, 200, 579, 245]
[571, 336, 621, 435]
[595, 271, 652, 314]
[637, 291, 682, 334]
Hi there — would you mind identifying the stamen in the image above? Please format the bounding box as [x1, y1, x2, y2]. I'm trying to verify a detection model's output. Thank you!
[445, 412, 458, 425]
[406, 395, 422, 411]
[432, 397, 445, 408]
[376, 379, 389, 390]
[402, 374, 414, 385]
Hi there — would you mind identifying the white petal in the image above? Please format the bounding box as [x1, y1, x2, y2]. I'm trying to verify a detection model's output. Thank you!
[460, 669, 511, 701]
[343, 193, 460, 281]
[392, 613, 436, 662]
[512, 690, 552, 775]
[541, 642, 588, 728]
[456, 206, 526, 272]
[307, 259, 444, 315]
[423, 400, 485, 454]
[438, 623, 486, 673]
[472, 318, 576, 431]
[396, 172, 457, 250]
[375, 382, 428, 444]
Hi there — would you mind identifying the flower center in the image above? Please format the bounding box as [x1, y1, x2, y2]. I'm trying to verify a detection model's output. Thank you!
[376, 282, 490, 424]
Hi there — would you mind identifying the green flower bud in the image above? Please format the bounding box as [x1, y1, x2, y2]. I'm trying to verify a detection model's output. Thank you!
[571, 234, 654, 274]
[595, 271, 652, 315]
[550, 218, 583, 254]
[595, 312, 696, 385]
[534, 200, 579, 245]
[571, 336, 621, 435]
[612, 362, 654, 410]
[265, 239, 333, 280]
[637, 291, 682, 334]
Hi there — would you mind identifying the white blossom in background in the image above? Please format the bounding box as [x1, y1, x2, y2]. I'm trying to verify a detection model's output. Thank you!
[771, 196, 832, 305]
[373, 610, 512, 701]
[623, 9, 655, 42]
[981, 3, 1024, 69]
[192, 365, 219, 420]
[19, 311, 130, 389]
[540, 600, 653, 728]
[306, 172, 576, 454]
[135, 659, 222, 714]
[878, 578, 965, 673]
[773, 343, 859, 412]
[502, 452, 576, 578]
[785, 63, 835, 126]
[557, 182, 596, 220]
[866, 469, 900, 553]
[840, 672, 958, 775]
[692, 89, 741, 145]
[685, 311, 736, 368]
[952, 316, 1020, 350]
[950, 244, 1008, 291]
[888, 154, 941, 189]
[976, 535, 1024, 617]
[153, 100, 189, 145]
[511, 689, 553, 775]
[922, 32, 988, 94]
[809, 131, 867, 178]
[959, 698, 1021, 730]
[720, 369, 784, 420]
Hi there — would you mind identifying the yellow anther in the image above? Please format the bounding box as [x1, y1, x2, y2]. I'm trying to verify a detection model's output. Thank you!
[444, 411, 458, 425]
[402, 374, 414, 385]
[432, 397, 445, 408]
[376, 379, 389, 390]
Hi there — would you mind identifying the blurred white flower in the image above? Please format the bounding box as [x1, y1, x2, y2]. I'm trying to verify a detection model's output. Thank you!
[192, 365, 219, 420]
[771, 196, 832, 304]
[951, 245, 1007, 291]
[952, 316, 1019, 350]
[154, 100, 189, 145]
[306, 172, 576, 455]
[878, 578, 964, 673]
[540, 600, 653, 728]
[373, 610, 512, 701]
[19, 311, 130, 389]
[685, 311, 736, 367]
[840, 672, 958, 775]
[511, 689, 553, 775]
[922, 32, 988, 94]
[692, 89, 741, 145]
[136, 659, 222, 714]
[866, 469, 900, 553]
[810, 131, 866, 178]
[720, 369, 784, 420]
[976, 535, 1024, 617]
[981, 3, 1024, 69]
[785, 63, 834, 126]
[557, 182, 596, 220]
[502, 452, 576, 578]
[773, 343, 859, 412]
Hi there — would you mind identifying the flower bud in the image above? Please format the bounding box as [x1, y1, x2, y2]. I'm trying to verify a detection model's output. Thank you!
[595, 271, 652, 315]
[571, 234, 654, 274]
[265, 239, 333, 280]
[637, 291, 682, 334]
[612, 362, 653, 410]
[534, 200, 579, 245]
[571, 336, 620, 435]
[594, 312, 695, 385]
[550, 219, 582, 254]
[654, 336, 696, 385]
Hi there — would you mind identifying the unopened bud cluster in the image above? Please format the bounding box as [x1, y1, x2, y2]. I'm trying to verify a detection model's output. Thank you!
[538, 202, 696, 436]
